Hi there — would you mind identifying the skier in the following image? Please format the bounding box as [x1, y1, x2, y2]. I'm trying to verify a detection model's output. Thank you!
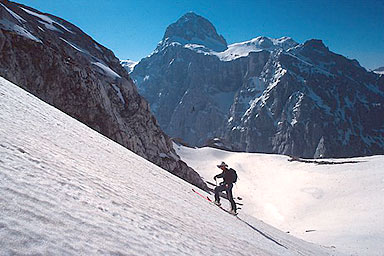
[213, 162, 237, 214]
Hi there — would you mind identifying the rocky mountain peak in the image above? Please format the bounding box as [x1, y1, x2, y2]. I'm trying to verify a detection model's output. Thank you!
[302, 39, 329, 52]
[160, 12, 227, 52]
[131, 15, 384, 159]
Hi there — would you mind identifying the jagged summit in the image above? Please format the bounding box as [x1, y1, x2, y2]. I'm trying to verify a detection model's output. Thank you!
[159, 12, 227, 52]
[303, 39, 329, 51]
[289, 38, 367, 73]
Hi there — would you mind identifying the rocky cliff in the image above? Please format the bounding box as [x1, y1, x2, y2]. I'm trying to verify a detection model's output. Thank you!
[0, 1, 206, 189]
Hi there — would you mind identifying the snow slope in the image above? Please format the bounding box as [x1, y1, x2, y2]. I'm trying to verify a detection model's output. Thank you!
[175, 144, 384, 256]
[0, 76, 338, 255]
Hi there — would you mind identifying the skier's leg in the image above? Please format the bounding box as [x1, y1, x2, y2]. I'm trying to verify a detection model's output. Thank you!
[226, 184, 236, 211]
[214, 184, 226, 203]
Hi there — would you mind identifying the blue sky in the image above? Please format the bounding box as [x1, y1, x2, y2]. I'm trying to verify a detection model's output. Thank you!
[16, 0, 384, 70]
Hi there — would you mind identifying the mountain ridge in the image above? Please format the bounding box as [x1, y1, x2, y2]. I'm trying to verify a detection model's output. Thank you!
[130, 12, 384, 158]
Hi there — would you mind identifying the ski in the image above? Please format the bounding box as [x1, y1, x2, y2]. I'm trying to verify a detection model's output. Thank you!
[191, 188, 212, 202]
[192, 188, 238, 216]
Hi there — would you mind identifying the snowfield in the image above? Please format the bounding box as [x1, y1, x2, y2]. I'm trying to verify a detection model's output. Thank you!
[175, 144, 384, 256]
[0, 76, 338, 255]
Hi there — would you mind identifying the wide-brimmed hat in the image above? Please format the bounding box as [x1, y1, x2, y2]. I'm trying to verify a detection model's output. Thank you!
[217, 161, 228, 168]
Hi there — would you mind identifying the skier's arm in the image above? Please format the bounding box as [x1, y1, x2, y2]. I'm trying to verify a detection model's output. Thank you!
[214, 172, 224, 180]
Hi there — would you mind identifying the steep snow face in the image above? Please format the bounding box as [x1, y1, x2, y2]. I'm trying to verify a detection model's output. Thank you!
[157, 12, 227, 52]
[120, 59, 138, 73]
[0, 2, 206, 189]
[176, 144, 384, 256]
[0, 77, 337, 256]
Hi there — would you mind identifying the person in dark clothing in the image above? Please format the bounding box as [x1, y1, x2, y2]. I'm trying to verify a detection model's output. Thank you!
[213, 162, 237, 214]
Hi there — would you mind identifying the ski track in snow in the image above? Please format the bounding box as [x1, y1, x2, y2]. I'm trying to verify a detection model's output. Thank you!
[175, 144, 384, 256]
[0, 76, 337, 255]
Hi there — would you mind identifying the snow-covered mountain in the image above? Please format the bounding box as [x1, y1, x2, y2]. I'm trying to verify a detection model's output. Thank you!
[374, 66, 384, 75]
[0, 76, 338, 255]
[131, 12, 384, 158]
[175, 143, 384, 256]
[157, 11, 227, 53]
[0, 1, 205, 189]
[121, 59, 138, 73]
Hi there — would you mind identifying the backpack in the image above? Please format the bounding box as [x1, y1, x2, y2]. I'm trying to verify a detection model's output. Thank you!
[228, 168, 238, 183]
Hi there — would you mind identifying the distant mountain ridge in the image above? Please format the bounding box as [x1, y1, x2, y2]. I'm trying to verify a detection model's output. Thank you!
[0, 1, 206, 189]
[130, 12, 384, 158]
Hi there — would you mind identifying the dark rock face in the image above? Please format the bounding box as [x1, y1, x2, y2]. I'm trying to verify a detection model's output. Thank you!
[133, 44, 270, 146]
[131, 13, 384, 158]
[0, 1, 206, 189]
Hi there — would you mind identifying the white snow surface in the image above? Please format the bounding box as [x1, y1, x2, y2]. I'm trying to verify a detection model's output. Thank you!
[0, 76, 337, 255]
[175, 144, 384, 256]
[92, 62, 121, 79]
[215, 36, 296, 61]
